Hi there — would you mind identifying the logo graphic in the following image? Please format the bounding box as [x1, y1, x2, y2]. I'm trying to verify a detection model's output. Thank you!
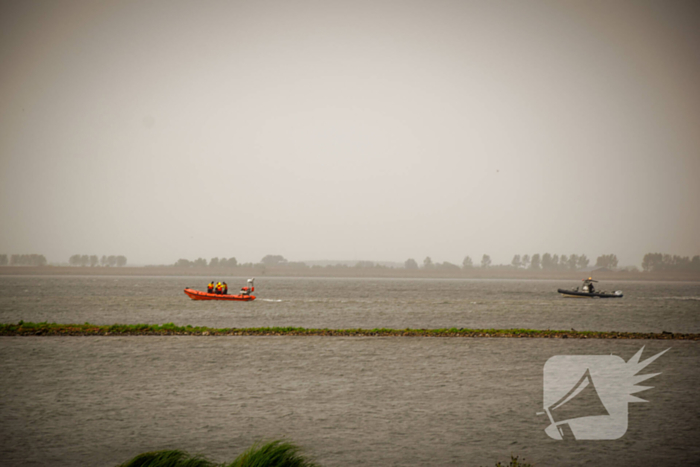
[539, 347, 669, 440]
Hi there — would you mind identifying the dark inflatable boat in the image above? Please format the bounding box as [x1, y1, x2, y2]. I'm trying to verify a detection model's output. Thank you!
[557, 288, 623, 298]
[558, 277, 623, 298]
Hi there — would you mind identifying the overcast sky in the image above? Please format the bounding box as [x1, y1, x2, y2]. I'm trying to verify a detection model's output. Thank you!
[1, 0, 699, 266]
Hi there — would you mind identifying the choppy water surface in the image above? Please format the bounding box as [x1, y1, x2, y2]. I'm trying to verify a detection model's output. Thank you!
[1, 337, 698, 467]
[0, 276, 699, 466]
[1, 276, 699, 332]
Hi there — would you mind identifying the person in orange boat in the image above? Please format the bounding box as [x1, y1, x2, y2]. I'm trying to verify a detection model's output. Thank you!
[222, 282, 228, 295]
[207, 281, 214, 293]
[215, 282, 223, 294]
[240, 278, 255, 296]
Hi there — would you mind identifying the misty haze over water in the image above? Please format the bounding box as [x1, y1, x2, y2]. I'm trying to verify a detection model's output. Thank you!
[1, 0, 700, 266]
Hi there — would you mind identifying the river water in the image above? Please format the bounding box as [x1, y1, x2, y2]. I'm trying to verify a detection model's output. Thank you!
[1, 276, 699, 332]
[0, 276, 699, 466]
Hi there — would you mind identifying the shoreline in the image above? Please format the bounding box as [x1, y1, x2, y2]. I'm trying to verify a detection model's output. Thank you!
[1, 322, 697, 340]
[1, 266, 699, 282]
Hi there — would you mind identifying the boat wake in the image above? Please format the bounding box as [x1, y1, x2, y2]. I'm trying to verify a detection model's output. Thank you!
[647, 296, 700, 301]
[260, 298, 283, 302]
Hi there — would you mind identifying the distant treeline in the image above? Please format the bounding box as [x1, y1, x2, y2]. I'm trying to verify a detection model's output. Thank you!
[642, 253, 700, 272]
[175, 257, 240, 268]
[68, 254, 127, 267]
[508, 253, 595, 270]
[172, 252, 700, 273]
[0, 254, 47, 266]
[402, 253, 603, 271]
[173, 255, 388, 269]
[3, 252, 698, 273]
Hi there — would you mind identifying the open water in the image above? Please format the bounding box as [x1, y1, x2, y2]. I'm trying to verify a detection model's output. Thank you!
[0, 276, 699, 466]
[1, 276, 699, 332]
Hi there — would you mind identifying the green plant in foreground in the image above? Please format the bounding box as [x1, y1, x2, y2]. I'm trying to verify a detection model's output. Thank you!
[117, 440, 318, 467]
[118, 449, 215, 467]
[116, 441, 531, 466]
[227, 440, 318, 467]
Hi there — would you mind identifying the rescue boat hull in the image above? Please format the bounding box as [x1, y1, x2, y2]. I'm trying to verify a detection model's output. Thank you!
[184, 288, 255, 301]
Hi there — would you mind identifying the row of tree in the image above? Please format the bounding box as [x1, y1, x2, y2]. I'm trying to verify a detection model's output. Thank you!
[253, 254, 609, 271]
[402, 254, 598, 271]
[173, 255, 397, 269]
[405, 257, 462, 270]
[5, 252, 698, 272]
[0, 254, 47, 266]
[510, 253, 597, 270]
[410, 253, 697, 272]
[642, 253, 700, 272]
[175, 257, 239, 268]
[175, 255, 311, 269]
[69, 254, 127, 267]
[170, 253, 699, 273]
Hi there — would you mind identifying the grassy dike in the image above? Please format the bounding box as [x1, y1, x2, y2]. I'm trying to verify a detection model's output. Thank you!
[1, 321, 697, 339]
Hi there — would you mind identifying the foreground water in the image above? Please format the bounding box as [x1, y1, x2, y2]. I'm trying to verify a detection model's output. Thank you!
[0, 276, 699, 466]
[1, 276, 699, 332]
[1, 337, 698, 467]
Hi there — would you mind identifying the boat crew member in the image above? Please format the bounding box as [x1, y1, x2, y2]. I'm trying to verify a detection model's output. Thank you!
[207, 281, 214, 293]
[583, 277, 595, 293]
[241, 278, 254, 296]
[222, 282, 228, 295]
[216, 282, 223, 294]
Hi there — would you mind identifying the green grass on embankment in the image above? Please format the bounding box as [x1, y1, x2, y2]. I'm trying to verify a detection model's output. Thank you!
[1, 321, 696, 339]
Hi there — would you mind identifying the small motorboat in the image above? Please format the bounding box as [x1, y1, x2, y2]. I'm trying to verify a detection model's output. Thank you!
[557, 288, 623, 298]
[184, 278, 256, 301]
[558, 277, 623, 298]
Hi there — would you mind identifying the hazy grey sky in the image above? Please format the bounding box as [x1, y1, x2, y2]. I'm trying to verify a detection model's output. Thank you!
[1, 0, 699, 266]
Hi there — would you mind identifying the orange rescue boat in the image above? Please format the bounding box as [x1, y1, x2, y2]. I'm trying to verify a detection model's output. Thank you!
[184, 278, 256, 301]
[183, 288, 255, 301]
